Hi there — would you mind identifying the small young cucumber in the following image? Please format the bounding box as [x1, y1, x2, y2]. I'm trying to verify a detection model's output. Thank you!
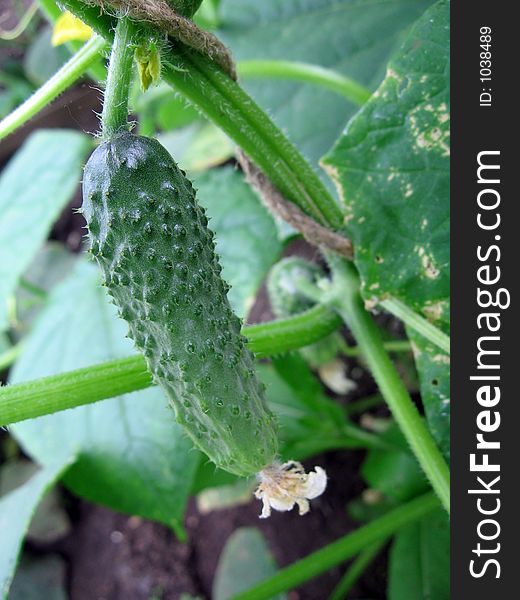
[82, 132, 278, 477]
[267, 257, 343, 369]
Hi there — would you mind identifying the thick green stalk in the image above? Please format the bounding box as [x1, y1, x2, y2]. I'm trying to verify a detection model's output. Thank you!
[179, 50, 343, 228]
[327, 256, 450, 513]
[0, 356, 151, 425]
[59, 0, 345, 230]
[0, 306, 341, 425]
[0, 36, 107, 141]
[231, 493, 439, 600]
[101, 18, 135, 139]
[381, 297, 450, 354]
[246, 304, 342, 357]
[328, 539, 386, 600]
[237, 60, 371, 105]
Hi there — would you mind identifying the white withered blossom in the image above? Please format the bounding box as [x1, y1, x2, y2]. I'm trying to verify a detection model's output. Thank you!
[255, 461, 327, 518]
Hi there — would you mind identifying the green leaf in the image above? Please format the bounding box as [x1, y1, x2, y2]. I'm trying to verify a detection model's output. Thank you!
[194, 166, 283, 317]
[159, 123, 234, 173]
[0, 130, 91, 331]
[9, 555, 67, 600]
[257, 357, 347, 460]
[0, 458, 72, 599]
[213, 528, 287, 600]
[14, 243, 77, 337]
[361, 424, 429, 503]
[132, 83, 200, 132]
[0, 460, 70, 543]
[219, 0, 432, 169]
[322, 0, 449, 326]
[408, 328, 450, 461]
[10, 259, 199, 534]
[388, 508, 449, 600]
[24, 27, 70, 87]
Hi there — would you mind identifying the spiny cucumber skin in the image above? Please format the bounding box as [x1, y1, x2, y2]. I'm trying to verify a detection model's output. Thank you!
[82, 132, 278, 477]
[268, 257, 342, 368]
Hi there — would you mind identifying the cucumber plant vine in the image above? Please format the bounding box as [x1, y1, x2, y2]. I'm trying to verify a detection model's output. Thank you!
[0, 0, 450, 597]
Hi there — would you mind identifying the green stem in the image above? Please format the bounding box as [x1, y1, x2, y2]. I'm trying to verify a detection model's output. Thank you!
[164, 50, 343, 228]
[231, 493, 439, 600]
[0, 306, 341, 425]
[19, 278, 48, 299]
[101, 18, 135, 139]
[381, 298, 450, 355]
[38, 0, 63, 21]
[340, 339, 411, 358]
[59, 0, 345, 231]
[237, 60, 371, 105]
[328, 539, 386, 600]
[246, 305, 342, 357]
[0, 356, 151, 425]
[0, 35, 107, 142]
[327, 256, 450, 513]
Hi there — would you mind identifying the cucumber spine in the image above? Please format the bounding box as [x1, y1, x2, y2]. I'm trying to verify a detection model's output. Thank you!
[82, 132, 278, 476]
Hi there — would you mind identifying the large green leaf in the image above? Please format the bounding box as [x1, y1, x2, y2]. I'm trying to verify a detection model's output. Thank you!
[219, 0, 432, 169]
[322, 0, 449, 326]
[0, 459, 72, 600]
[194, 166, 283, 317]
[10, 259, 199, 534]
[213, 528, 286, 600]
[408, 328, 450, 461]
[23, 27, 69, 87]
[361, 424, 429, 503]
[388, 508, 449, 600]
[0, 130, 91, 331]
[258, 356, 351, 460]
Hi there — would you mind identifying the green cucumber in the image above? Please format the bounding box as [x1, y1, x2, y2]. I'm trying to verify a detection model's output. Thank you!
[267, 257, 343, 368]
[82, 131, 278, 476]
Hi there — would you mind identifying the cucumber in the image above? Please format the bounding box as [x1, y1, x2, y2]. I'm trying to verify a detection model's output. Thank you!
[267, 257, 343, 368]
[82, 132, 278, 477]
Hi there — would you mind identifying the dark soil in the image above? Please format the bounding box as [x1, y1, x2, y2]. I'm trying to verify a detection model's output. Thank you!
[36, 450, 386, 600]
[2, 81, 391, 599]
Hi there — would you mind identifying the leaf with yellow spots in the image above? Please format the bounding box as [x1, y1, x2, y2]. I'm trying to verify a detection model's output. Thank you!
[322, 1, 450, 460]
[51, 11, 92, 47]
[322, 0, 449, 326]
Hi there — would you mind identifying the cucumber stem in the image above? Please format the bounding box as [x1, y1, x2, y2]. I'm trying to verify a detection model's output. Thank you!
[231, 492, 439, 599]
[101, 18, 135, 139]
[326, 254, 450, 513]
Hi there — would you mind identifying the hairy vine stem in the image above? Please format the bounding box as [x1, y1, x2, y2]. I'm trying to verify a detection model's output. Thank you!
[238, 151, 354, 258]
[60, 0, 345, 229]
[101, 17, 135, 138]
[83, 0, 236, 78]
